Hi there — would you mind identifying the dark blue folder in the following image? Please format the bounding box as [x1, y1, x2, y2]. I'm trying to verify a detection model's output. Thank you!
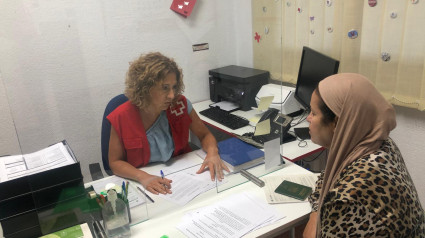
[218, 137, 265, 172]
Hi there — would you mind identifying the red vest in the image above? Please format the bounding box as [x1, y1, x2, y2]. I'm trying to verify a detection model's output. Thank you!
[107, 96, 192, 168]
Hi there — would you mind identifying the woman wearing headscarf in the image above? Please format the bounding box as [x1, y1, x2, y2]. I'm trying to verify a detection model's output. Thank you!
[303, 73, 425, 237]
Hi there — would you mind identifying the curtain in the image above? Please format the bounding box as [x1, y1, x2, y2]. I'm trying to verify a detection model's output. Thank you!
[253, 0, 425, 110]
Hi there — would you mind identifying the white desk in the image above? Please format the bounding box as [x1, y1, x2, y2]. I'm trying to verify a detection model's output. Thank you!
[126, 160, 313, 238]
[193, 100, 324, 162]
[87, 101, 323, 237]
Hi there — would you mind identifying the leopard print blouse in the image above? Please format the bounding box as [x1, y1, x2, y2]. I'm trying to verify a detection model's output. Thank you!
[309, 138, 425, 237]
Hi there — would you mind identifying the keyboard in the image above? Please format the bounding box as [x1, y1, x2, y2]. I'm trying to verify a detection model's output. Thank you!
[199, 107, 249, 130]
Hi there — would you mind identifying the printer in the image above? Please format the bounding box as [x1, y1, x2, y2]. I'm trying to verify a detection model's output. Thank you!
[209, 65, 269, 111]
[255, 83, 301, 115]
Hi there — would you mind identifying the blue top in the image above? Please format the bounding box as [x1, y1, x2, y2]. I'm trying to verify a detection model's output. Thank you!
[147, 99, 193, 163]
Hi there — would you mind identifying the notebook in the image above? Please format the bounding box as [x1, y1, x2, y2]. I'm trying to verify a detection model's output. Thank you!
[217, 137, 265, 173]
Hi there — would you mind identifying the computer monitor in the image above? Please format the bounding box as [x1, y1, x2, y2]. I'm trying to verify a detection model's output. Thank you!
[294, 47, 340, 111]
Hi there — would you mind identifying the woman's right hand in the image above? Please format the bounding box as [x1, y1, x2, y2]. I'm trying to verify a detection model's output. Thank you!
[303, 212, 318, 238]
[139, 174, 173, 195]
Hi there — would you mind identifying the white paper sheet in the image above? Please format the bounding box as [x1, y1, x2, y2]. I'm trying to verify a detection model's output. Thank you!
[177, 192, 285, 238]
[210, 101, 239, 111]
[0, 142, 76, 182]
[158, 166, 227, 206]
[158, 172, 211, 206]
[160, 150, 203, 175]
[101, 150, 226, 207]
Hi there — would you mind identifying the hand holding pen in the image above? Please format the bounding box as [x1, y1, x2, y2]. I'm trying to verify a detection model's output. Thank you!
[160, 170, 167, 189]
[139, 173, 172, 195]
[159, 170, 172, 193]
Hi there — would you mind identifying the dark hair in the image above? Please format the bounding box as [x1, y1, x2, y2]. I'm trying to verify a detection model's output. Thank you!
[314, 88, 336, 125]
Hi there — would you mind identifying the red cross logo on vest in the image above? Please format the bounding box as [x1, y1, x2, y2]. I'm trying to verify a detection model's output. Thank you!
[170, 101, 185, 116]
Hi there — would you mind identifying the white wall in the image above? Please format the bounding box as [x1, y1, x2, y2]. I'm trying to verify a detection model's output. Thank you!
[0, 0, 252, 181]
[0, 72, 20, 155]
[391, 106, 425, 208]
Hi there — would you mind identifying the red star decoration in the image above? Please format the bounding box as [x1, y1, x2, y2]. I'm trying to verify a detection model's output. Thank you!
[254, 32, 261, 43]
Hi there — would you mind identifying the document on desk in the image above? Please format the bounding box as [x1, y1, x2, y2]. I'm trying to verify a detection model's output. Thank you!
[158, 166, 227, 206]
[0, 142, 76, 182]
[140, 150, 203, 176]
[135, 150, 226, 206]
[161, 150, 203, 175]
[177, 192, 285, 238]
[263, 174, 319, 204]
[159, 172, 210, 206]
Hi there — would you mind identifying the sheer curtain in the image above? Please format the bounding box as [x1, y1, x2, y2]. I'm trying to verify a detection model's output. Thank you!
[253, 0, 425, 110]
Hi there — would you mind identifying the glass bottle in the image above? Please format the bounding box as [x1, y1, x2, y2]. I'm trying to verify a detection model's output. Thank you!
[102, 189, 131, 237]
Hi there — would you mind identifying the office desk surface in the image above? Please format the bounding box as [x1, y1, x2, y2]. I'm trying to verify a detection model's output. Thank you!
[193, 100, 323, 162]
[84, 100, 321, 237]
[128, 160, 313, 238]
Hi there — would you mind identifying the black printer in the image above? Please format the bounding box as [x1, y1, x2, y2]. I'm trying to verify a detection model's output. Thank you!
[209, 65, 269, 111]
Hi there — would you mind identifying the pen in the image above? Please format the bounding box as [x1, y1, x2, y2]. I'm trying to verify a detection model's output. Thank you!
[137, 186, 155, 203]
[160, 170, 167, 189]
[122, 181, 126, 200]
[125, 181, 129, 197]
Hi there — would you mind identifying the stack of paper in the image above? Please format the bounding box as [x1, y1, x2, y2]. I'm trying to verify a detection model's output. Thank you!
[90, 150, 227, 207]
[177, 192, 285, 238]
[0, 142, 76, 182]
[158, 166, 226, 206]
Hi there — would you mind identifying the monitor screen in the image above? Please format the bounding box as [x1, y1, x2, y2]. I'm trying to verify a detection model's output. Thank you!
[294, 47, 340, 111]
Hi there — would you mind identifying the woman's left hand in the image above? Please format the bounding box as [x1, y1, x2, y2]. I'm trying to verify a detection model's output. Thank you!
[196, 152, 229, 181]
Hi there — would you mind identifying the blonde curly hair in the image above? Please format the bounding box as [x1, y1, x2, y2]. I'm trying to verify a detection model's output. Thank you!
[125, 52, 184, 109]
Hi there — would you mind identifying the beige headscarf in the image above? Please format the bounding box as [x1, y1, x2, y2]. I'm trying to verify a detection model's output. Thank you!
[316, 73, 396, 237]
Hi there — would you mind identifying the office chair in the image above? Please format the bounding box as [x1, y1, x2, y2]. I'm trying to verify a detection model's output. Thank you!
[89, 94, 128, 181]
[101, 94, 129, 175]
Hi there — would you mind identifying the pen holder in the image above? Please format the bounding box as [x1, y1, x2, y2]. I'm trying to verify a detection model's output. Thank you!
[101, 190, 131, 238]
[116, 191, 132, 224]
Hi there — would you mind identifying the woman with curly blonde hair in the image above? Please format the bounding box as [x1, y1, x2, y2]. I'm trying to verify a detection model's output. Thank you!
[107, 52, 229, 194]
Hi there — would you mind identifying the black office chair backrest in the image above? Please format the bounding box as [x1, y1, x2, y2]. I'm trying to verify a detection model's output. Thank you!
[101, 94, 129, 175]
